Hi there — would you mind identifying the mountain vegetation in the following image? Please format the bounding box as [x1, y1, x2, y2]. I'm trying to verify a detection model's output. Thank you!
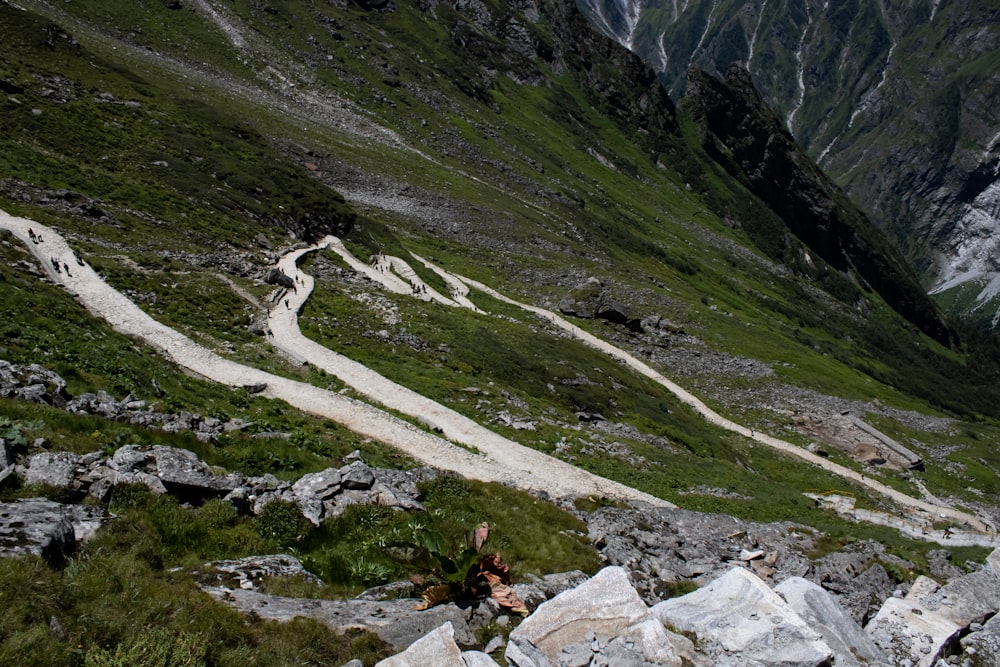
[1, 0, 1000, 663]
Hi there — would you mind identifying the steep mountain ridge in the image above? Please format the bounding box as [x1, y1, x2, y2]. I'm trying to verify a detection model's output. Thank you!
[578, 0, 1000, 328]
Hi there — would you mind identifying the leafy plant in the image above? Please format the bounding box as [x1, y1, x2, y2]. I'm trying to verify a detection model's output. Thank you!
[395, 522, 527, 615]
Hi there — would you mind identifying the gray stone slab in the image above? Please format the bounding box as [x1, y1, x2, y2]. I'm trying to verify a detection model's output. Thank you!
[0, 498, 76, 566]
[375, 622, 465, 667]
[202, 587, 476, 651]
[865, 597, 961, 667]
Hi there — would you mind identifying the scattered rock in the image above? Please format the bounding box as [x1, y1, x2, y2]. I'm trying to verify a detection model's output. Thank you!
[197, 554, 322, 592]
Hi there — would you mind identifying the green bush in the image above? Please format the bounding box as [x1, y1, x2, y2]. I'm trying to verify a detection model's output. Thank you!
[255, 500, 311, 548]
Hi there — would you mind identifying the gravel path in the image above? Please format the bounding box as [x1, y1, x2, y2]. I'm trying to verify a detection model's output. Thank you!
[447, 275, 998, 536]
[0, 212, 669, 507]
[278, 236, 996, 537]
[3, 210, 994, 538]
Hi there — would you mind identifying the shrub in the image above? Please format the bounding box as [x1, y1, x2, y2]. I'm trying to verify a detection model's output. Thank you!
[255, 500, 311, 547]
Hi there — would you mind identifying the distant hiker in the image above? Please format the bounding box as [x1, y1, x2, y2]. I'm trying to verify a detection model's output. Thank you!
[750, 429, 755, 438]
[285, 299, 290, 309]
[28, 229, 36, 243]
[37, 234, 43, 242]
[51, 257, 60, 272]
[63, 263, 71, 276]
[75, 253, 84, 266]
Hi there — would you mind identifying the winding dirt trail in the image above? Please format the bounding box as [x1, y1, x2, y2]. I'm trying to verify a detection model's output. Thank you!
[449, 274, 998, 538]
[3, 210, 996, 543]
[0, 212, 669, 507]
[292, 239, 998, 542]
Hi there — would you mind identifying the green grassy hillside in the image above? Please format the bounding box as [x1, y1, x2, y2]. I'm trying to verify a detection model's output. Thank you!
[2, 0, 1000, 663]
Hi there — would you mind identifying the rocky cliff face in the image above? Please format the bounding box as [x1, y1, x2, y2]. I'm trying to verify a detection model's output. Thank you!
[578, 0, 1000, 328]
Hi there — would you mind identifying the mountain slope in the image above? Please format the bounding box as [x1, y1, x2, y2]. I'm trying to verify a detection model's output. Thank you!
[0, 0, 999, 556]
[578, 0, 1000, 328]
[4, 0, 1000, 661]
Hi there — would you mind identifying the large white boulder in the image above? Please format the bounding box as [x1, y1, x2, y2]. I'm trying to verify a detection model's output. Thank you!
[775, 576, 888, 666]
[865, 597, 961, 667]
[652, 567, 833, 667]
[506, 565, 688, 667]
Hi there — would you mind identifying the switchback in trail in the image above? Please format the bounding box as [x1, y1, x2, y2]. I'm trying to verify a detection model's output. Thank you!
[3, 210, 997, 545]
[0, 211, 670, 508]
[289, 235, 999, 546]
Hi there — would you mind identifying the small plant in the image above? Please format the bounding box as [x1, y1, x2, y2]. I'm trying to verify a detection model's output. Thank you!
[255, 499, 311, 547]
[396, 522, 528, 615]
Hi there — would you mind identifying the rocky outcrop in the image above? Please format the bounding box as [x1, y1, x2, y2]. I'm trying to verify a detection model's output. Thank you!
[0, 360, 69, 407]
[865, 597, 961, 667]
[774, 577, 887, 666]
[230, 459, 431, 526]
[557, 277, 641, 331]
[961, 612, 1000, 666]
[0, 361, 254, 443]
[0, 498, 77, 566]
[16, 443, 429, 525]
[373, 556, 1000, 666]
[586, 506, 818, 603]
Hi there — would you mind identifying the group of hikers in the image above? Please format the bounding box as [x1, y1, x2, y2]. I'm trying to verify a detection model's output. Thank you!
[29, 227, 80, 277]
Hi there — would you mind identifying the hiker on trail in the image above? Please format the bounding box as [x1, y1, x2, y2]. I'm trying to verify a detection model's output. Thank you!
[63, 263, 71, 276]
[285, 299, 290, 309]
[75, 253, 84, 266]
[51, 257, 60, 273]
[28, 229, 36, 243]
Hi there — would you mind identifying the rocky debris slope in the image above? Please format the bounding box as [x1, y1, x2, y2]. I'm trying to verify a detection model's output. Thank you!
[585, 505, 910, 625]
[4, 436, 1000, 664]
[374, 551, 1000, 667]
